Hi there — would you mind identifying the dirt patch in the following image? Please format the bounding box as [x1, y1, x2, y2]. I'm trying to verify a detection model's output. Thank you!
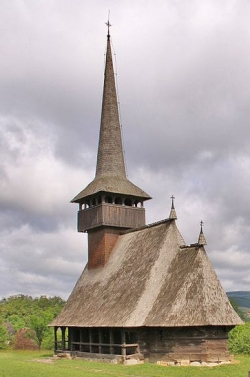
[32, 358, 54, 364]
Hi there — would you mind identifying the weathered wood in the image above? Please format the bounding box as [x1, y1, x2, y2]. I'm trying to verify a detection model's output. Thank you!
[136, 327, 231, 363]
[78, 204, 145, 232]
[61, 327, 66, 351]
[110, 330, 114, 355]
[89, 329, 93, 353]
[55, 326, 233, 363]
[54, 327, 58, 352]
[71, 341, 136, 348]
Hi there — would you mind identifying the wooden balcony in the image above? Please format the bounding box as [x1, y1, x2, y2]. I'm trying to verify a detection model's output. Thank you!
[77, 204, 145, 232]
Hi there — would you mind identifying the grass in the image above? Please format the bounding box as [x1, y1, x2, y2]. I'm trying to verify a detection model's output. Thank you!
[0, 351, 250, 377]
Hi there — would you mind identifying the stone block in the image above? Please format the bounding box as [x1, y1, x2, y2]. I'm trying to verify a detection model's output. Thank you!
[180, 360, 190, 366]
[190, 361, 201, 366]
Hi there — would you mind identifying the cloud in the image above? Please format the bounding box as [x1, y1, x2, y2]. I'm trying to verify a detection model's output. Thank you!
[1, 222, 85, 299]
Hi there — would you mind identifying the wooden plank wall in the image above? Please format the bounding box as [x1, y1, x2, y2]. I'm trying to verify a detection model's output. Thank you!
[137, 326, 231, 363]
[78, 204, 145, 231]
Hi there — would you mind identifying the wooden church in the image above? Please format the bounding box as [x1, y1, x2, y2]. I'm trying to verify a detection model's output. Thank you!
[50, 27, 242, 365]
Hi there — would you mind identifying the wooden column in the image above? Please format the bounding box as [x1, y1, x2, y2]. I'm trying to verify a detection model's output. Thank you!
[89, 329, 93, 353]
[99, 329, 102, 354]
[110, 330, 114, 355]
[68, 328, 71, 352]
[80, 329, 83, 352]
[121, 330, 126, 358]
[61, 327, 66, 351]
[54, 327, 58, 351]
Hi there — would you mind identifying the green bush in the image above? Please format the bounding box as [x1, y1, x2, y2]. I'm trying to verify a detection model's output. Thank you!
[41, 328, 55, 350]
[229, 323, 250, 355]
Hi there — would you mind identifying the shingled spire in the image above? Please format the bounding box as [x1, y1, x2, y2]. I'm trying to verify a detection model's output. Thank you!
[169, 195, 177, 220]
[71, 28, 151, 268]
[198, 220, 207, 245]
[72, 30, 150, 204]
[96, 28, 126, 178]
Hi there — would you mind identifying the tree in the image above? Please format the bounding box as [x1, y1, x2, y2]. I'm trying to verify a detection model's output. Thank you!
[229, 323, 250, 355]
[30, 310, 54, 350]
[0, 294, 65, 350]
[0, 320, 9, 349]
[8, 314, 26, 332]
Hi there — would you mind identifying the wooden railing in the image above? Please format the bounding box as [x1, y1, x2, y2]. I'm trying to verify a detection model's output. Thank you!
[70, 341, 139, 356]
[54, 340, 69, 351]
[78, 204, 145, 232]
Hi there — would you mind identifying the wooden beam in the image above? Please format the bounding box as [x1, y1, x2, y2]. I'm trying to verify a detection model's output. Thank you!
[89, 329, 93, 353]
[110, 330, 114, 355]
[98, 329, 102, 354]
[121, 330, 126, 358]
[61, 327, 66, 351]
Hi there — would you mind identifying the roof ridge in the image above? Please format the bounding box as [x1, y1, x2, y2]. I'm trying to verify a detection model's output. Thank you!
[124, 218, 173, 234]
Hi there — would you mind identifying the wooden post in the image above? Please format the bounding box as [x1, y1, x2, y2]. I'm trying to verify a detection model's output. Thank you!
[61, 327, 66, 351]
[99, 329, 102, 354]
[110, 329, 114, 354]
[121, 330, 126, 359]
[89, 329, 93, 353]
[80, 329, 83, 352]
[68, 327, 71, 352]
[54, 327, 58, 351]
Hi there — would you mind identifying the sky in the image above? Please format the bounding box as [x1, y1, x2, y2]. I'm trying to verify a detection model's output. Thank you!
[1, 0, 250, 300]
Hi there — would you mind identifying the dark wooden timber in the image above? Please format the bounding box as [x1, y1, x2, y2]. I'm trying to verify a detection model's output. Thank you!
[53, 326, 234, 362]
[78, 204, 145, 232]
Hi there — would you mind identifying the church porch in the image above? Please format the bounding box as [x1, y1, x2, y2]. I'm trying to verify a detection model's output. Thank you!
[53, 325, 233, 364]
[54, 326, 143, 363]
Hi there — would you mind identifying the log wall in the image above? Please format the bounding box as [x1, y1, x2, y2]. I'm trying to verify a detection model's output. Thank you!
[54, 326, 233, 364]
[137, 326, 233, 363]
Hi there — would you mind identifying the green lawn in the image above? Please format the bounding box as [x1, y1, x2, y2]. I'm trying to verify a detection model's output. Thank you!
[0, 351, 250, 377]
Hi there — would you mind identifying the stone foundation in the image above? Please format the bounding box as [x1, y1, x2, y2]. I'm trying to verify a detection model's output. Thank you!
[157, 359, 233, 367]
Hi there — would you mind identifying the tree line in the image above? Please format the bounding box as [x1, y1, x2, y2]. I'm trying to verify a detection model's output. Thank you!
[0, 294, 65, 350]
[0, 295, 250, 354]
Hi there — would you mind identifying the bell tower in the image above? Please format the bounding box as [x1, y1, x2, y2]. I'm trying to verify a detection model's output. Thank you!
[71, 26, 151, 269]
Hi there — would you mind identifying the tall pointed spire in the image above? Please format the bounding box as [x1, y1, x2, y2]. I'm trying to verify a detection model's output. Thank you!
[95, 26, 126, 178]
[72, 27, 151, 203]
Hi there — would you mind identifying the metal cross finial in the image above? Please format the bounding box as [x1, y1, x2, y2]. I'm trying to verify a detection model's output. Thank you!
[169, 195, 177, 220]
[171, 195, 175, 209]
[198, 220, 207, 245]
[106, 11, 111, 39]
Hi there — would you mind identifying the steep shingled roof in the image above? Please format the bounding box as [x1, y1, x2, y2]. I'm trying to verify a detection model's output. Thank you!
[71, 176, 150, 201]
[50, 219, 242, 328]
[71, 34, 151, 203]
